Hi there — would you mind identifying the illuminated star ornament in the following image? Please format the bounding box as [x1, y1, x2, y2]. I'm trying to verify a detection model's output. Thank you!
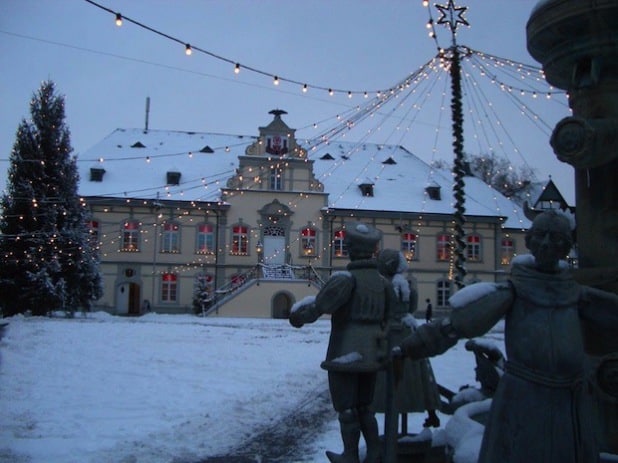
[435, 0, 469, 34]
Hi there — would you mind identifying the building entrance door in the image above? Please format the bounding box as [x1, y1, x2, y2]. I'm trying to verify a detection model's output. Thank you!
[263, 226, 286, 265]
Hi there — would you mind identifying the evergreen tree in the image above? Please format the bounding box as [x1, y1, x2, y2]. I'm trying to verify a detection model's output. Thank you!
[0, 81, 102, 317]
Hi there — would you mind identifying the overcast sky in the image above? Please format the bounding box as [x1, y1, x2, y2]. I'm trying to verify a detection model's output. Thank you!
[0, 0, 576, 203]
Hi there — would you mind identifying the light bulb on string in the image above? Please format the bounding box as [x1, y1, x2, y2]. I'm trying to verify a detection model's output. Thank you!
[302, 84, 308, 93]
[234, 63, 240, 74]
[115, 13, 123, 27]
[328, 89, 334, 96]
[273, 76, 279, 85]
[185, 44, 192, 56]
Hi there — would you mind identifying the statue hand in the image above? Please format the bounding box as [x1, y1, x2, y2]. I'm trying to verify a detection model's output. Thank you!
[288, 311, 304, 328]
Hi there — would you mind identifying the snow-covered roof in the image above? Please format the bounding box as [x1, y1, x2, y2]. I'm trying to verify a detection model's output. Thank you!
[75, 127, 530, 230]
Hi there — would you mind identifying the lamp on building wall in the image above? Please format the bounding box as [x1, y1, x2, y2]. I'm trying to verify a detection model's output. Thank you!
[256, 240, 263, 263]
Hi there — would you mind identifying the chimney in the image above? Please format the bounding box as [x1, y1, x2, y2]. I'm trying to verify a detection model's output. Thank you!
[144, 97, 150, 133]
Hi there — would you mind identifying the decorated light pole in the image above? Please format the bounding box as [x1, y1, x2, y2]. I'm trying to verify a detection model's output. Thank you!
[435, 0, 469, 290]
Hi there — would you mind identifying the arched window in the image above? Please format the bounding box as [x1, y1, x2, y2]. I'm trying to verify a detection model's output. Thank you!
[161, 273, 178, 302]
[400, 232, 417, 261]
[466, 233, 482, 262]
[436, 233, 451, 261]
[231, 224, 249, 255]
[501, 237, 515, 265]
[197, 223, 215, 254]
[437, 279, 451, 307]
[300, 227, 317, 256]
[333, 229, 348, 258]
[161, 221, 180, 253]
[121, 220, 140, 252]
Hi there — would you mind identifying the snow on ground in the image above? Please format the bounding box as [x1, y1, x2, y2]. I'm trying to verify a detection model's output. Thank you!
[0, 313, 504, 463]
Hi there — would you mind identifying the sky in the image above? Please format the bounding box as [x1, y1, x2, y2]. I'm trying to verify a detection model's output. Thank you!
[0, 312, 500, 463]
[0, 0, 576, 204]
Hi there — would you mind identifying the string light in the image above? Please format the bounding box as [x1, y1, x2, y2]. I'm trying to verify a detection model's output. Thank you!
[185, 44, 192, 56]
[302, 84, 308, 93]
[273, 76, 279, 86]
[234, 63, 240, 74]
[115, 13, 122, 27]
[328, 89, 334, 96]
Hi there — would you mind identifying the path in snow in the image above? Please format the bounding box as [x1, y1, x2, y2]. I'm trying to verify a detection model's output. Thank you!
[199, 386, 334, 462]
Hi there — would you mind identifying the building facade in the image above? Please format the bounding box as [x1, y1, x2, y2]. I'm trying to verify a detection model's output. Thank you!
[79, 110, 534, 318]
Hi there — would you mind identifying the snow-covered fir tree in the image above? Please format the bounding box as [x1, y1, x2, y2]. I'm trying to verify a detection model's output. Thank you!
[0, 81, 102, 317]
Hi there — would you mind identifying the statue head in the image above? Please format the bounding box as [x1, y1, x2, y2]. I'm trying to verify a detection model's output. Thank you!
[525, 210, 573, 272]
[344, 221, 382, 260]
[377, 249, 408, 277]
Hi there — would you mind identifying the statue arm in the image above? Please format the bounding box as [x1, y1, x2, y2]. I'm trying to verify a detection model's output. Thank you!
[314, 272, 355, 314]
[399, 282, 513, 360]
[289, 272, 355, 327]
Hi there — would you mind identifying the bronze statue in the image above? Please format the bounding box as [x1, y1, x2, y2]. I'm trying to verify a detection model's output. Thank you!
[397, 210, 618, 463]
[373, 249, 441, 430]
[290, 222, 392, 463]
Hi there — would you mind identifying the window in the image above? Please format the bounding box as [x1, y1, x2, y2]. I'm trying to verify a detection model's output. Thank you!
[161, 221, 180, 253]
[265, 135, 288, 155]
[400, 232, 417, 261]
[437, 279, 451, 307]
[87, 220, 99, 247]
[333, 229, 348, 257]
[300, 227, 317, 256]
[269, 167, 283, 190]
[122, 220, 140, 251]
[231, 224, 249, 255]
[501, 237, 515, 265]
[161, 273, 178, 302]
[436, 233, 451, 261]
[466, 234, 482, 262]
[197, 223, 215, 254]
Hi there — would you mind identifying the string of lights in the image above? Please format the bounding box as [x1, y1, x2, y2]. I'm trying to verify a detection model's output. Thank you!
[83, 0, 407, 97]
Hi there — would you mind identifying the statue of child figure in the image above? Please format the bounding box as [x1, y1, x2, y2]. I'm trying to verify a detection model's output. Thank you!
[290, 221, 392, 463]
[372, 249, 441, 431]
[396, 210, 618, 463]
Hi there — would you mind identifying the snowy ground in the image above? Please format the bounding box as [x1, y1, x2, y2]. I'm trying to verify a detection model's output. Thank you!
[0, 312, 503, 463]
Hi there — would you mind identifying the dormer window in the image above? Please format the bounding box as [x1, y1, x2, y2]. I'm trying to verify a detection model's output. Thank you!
[426, 185, 441, 200]
[358, 182, 374, 197]
[131, 141, 146, 148]
[382, 157, 397, 165]
[200, 145, 214, 153]
[320, 153, 335, 160]
[89, 168, 106, 182]
[166, 171, 181, 185]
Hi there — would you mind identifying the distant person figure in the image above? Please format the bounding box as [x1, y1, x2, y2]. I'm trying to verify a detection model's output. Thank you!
[141, 299, 151, 313]
[425, 298, 433, 323]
